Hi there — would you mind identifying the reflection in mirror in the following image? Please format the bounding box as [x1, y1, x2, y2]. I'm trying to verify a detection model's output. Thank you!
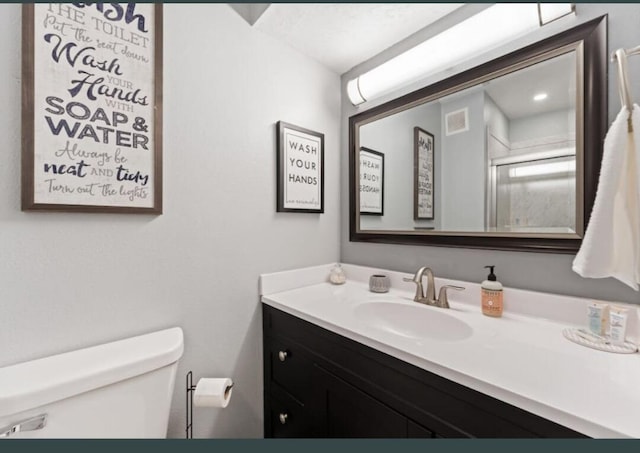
[359, 147, 384, 215]
[487, 51, 577, 234]
[358, 50, 578, 234]
[493, 154, 576, 233]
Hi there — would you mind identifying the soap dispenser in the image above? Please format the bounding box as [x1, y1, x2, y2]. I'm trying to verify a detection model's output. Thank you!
[481, 265, 503, 317]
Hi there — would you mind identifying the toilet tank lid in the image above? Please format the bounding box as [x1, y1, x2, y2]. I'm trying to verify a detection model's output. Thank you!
[0, 327, 184, 418]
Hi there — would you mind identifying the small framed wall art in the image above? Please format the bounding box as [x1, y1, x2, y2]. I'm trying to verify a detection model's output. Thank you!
[22, 3, 163, 214]
[276, 121, 324, 213]
[414, 127, 434, 220]
[359, 147, 384, 216]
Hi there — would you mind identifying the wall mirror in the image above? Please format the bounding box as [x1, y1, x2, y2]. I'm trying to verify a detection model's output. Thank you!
[349, 17, 606, 253]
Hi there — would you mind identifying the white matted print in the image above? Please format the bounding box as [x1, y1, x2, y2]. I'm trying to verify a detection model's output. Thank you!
[359, 147, 384, 215]
[277, 121, 324, 213]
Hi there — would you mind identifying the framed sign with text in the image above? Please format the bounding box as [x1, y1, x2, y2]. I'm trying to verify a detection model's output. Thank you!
[414, 127, 434, 220]
[276, 121, 324, 213]
[22, 3, 163, 214]
[359, 147, 384, 216]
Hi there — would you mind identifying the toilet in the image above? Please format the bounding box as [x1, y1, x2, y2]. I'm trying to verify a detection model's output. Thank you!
[0, 327, 183, 438]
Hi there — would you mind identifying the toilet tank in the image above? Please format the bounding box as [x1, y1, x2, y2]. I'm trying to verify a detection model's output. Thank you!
[0, 327, 183, 438]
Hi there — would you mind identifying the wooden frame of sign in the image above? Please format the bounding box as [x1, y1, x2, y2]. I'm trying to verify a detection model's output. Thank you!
[21, 3, 163, 214]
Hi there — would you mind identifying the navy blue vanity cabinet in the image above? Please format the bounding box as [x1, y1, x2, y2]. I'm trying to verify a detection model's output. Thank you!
[262, 304, 586, 438]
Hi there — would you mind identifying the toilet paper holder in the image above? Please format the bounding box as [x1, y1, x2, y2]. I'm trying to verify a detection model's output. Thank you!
[185, 371, 234, 439]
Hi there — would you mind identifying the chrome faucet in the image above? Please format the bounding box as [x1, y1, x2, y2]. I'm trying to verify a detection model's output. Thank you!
[435, 285, 465, 309]
[403, 266, 435, 303]
[403, 267, 465, 308]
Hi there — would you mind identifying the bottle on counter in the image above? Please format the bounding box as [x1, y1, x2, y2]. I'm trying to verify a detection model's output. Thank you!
[481, 265, 503, 317]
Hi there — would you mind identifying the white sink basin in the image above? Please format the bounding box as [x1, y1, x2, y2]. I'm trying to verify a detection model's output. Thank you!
[354, 302, 473, 342]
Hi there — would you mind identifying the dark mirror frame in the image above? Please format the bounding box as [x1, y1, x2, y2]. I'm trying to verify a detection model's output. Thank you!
[349, 16, 607, 254]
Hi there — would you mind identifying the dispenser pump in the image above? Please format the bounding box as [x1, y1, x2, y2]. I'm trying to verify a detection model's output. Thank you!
[485, 265, 497, 282]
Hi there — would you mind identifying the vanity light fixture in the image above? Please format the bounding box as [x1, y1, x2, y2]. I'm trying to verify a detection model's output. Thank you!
[346, 3, 576, 106]
[537, 3, 576, 26]
[533, 92, 549, 101]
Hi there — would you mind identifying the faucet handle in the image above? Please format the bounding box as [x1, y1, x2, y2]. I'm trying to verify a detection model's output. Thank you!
[437, 285, 465, 308]
[403, 277, 424, 302]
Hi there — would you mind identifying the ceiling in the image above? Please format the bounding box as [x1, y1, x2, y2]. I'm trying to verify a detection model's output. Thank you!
[250, 3, 464, 74]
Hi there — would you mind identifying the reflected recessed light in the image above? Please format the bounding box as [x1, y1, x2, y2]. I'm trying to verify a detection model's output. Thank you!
[533, 93, 548, 101]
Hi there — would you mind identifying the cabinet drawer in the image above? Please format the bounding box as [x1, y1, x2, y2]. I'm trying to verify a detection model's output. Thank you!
[266, 336, 315, 404]
[268, 388, 314, 438]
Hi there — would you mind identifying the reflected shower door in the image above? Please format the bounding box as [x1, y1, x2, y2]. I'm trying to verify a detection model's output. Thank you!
[495, 155, 576, 233]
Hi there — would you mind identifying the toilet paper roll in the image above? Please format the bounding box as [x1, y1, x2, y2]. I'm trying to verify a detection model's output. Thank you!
[193, 377, 233, 408]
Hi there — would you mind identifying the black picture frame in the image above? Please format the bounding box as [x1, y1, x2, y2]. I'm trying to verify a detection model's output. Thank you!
[276, 121, 324, 213]
[359, 147, 384, 216]
[414, 127, 434, 220]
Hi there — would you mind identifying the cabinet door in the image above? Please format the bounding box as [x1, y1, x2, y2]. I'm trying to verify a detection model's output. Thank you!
[268, 388, 315, 438]
[408, 420, 435, 438]
[315, 366, 408, 438]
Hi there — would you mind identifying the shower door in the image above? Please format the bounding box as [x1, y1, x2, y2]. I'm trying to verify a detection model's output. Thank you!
[491, 154, 576, 233]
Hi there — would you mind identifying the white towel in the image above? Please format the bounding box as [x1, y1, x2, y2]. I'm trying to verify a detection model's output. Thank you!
[573, 105, 640, 290]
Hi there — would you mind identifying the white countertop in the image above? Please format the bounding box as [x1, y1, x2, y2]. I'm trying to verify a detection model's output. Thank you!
[260, 263, 640, 439]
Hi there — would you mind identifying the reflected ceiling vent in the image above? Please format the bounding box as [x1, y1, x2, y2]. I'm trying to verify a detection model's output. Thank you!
[445, 108, 469, 136]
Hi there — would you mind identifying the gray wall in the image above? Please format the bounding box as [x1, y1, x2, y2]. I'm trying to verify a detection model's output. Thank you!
[0, 4, 341, 438]
[485, 94, 510, 155]
[341, 4, 640, 304]
[510, 108, 575, 144]
[440, 89, 486, 231]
